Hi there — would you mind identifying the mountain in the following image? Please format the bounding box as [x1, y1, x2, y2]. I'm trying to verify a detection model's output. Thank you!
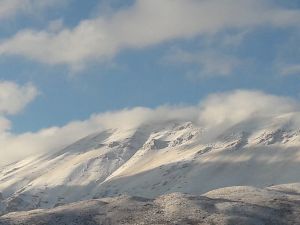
[1, 184, 300, 225]
[0, 116, 300, 218]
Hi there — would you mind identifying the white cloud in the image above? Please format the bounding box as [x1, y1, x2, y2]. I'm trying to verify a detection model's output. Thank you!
[0, 0, 299, 67]
[0, 0, 68, 20]
[164, 48, 242, 76]
[280, 64, 300, 76]
[0, 117, 10, 133]
[198, 90, 298, 128]
[0, 81, 38, 115]
[1, 89, 300, 166]
[0, 106, 199, 165]
[0, 81, 38, 134]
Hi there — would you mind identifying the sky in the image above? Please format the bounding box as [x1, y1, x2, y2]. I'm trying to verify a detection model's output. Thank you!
[0, 0, 300, 165]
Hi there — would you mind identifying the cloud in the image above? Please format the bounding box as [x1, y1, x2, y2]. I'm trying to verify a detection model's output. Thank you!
[0, 117, 10, 133]
[0, 106, 199, 165]
[0, 0, 68, 20]
[280, 64, 300, 76]
[198, 90, 298, 128]
[164, 48, 242, 77]
[0, 81, 38, 134]
[0, 0, 299, 67]
[0, 81, 38, 115]
[1, 89, 300, 166]
[221, 30, 250, 47]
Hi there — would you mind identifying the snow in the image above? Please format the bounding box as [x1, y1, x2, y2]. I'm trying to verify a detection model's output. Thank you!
[1, 184, 300, 225]
[0, 118, 300, 215]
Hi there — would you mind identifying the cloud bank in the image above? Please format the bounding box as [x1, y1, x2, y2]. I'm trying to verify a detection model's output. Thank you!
[0, 0, 299, 67]
[1, 87, 300, 166]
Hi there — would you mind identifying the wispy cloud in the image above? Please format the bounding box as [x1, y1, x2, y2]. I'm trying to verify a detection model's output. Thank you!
[221, 30, 250, 47]
[280, 64, 300, 76]
[164, 48, 242, 77]
[0, 0, 68, 20]
[0, 0, 299, 68]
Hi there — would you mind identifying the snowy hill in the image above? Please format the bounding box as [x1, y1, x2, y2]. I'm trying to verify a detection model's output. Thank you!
[0, 116, 300, 215]
[1, 183, 300, 225]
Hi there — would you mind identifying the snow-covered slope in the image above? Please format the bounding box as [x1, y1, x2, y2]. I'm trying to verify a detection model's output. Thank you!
[0, 117, 300, 215]
[1, 183, 300, 225]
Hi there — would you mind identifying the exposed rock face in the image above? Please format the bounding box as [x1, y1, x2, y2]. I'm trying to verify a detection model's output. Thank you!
[0, 184, 300, 225]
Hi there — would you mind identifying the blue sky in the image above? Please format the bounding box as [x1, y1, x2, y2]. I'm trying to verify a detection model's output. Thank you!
[0, 0, 299, 143]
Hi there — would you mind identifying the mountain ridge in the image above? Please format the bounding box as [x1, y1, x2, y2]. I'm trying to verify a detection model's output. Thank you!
[0, 118, 300, 216]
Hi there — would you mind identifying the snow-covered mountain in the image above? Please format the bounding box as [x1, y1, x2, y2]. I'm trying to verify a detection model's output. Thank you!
[0, 116, 300, 215]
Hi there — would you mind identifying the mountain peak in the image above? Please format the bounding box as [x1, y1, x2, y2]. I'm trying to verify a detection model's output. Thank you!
[0, 120, 300, 215]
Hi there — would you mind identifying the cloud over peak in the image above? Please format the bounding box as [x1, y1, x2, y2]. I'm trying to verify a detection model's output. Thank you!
[198, 90, 298, 128]
[1, 89, 300, 165]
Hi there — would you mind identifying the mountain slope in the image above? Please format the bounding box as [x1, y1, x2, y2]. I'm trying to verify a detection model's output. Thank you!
[1, 183, 300, 225]
[0, 117, 300, 215]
